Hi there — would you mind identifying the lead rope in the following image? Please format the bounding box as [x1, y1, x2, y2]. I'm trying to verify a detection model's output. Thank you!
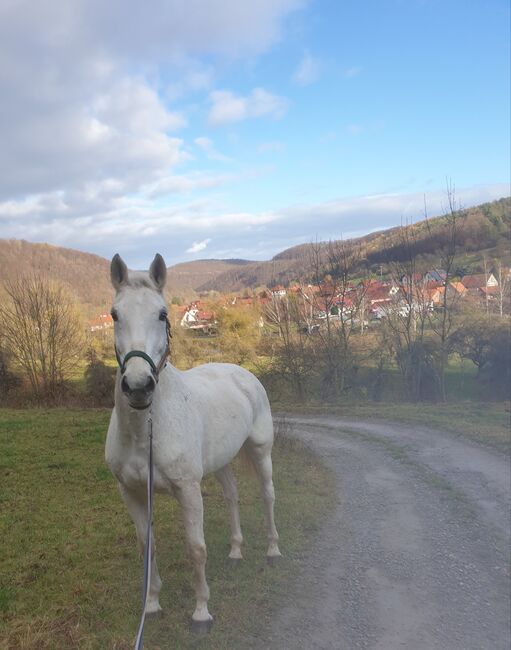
[134, 412, 154, 650]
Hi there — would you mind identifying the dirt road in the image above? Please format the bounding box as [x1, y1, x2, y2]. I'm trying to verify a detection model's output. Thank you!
[252, 416, 511, 650]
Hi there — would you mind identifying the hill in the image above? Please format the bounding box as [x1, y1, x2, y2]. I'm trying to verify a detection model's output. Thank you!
[0, 239, 112, 315]
[0, 197, 509, 307]
[197, 197, 511, 292]
[166, 258, 254, 295]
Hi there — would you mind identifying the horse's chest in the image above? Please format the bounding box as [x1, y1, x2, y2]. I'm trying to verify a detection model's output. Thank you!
[116, 455, 148, 488]
[108, 443, 194, 492]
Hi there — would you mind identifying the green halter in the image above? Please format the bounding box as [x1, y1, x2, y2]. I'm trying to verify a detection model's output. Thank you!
[115, 317, 171, 381]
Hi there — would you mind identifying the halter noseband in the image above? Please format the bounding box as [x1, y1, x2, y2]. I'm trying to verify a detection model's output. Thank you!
[115, 316, 171, 382]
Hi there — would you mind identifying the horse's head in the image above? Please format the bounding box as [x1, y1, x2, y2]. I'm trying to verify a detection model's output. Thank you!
[110, 253, 169, 410]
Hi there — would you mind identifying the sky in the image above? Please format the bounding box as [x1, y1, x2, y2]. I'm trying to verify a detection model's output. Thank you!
[0, 0, 509, 268]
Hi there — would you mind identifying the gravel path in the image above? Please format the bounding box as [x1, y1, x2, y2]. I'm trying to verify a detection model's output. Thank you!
[251, 416, 511, 650]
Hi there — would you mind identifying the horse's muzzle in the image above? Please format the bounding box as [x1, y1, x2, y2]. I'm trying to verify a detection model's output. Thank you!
[121, 374, 155, 410]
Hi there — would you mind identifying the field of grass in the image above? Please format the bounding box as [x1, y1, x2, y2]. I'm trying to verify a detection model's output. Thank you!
[273, 400, 510, 452]
[0, 409, 333, 649]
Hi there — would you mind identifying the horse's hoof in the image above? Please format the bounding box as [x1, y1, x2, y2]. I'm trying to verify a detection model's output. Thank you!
[227, 557, 242, 568]
[266, 555, 280, 567]
[146, 608, 164, 619]
[190, 617, 214, 634]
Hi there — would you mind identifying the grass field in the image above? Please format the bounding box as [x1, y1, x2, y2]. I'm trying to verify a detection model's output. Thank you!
[273, 400, 511, 452]
[0, 409, 333, 649]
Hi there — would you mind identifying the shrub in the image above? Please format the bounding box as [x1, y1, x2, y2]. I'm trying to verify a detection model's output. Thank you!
[84, 351, 116, 406]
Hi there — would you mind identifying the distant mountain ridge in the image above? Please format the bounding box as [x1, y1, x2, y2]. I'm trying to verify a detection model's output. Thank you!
[0, 197, 509, 308]
[196, 197, 511, 292]
[166, 258, 254, 295]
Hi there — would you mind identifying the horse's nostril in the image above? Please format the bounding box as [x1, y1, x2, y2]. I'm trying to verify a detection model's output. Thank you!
[145, 375, 156, 392]
[121, 376, 131, 394]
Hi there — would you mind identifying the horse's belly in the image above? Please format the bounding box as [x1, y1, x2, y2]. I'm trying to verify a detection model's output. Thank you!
[201, 417, 251, 475]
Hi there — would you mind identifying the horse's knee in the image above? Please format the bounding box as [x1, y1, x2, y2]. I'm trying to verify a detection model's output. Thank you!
[262, 482, 275, 502]
[189, 542, 207, 565]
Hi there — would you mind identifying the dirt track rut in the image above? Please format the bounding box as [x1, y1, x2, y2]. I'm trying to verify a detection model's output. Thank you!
[249, 416, 510, 650]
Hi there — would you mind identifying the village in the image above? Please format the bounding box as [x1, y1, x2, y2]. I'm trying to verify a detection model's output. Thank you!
[88, 267, 509, 335]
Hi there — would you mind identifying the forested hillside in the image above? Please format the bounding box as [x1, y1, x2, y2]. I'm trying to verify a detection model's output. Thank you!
[167, 258, 254, 296]
[0, 240, 112, 314]
[198, 197, 510, 291]
[0, 198, 509, 307]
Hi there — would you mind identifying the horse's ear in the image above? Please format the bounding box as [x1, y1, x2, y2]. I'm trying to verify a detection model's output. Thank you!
[111, 254, 129, 290]
[149, 253, 167, 291]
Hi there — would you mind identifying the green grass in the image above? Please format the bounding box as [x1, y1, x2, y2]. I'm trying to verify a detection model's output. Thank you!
[0, 409, 332, 649]
[272, 400, 510, 452]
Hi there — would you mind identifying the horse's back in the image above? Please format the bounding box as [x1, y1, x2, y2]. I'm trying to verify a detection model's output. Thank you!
[183, 363, 273, 472]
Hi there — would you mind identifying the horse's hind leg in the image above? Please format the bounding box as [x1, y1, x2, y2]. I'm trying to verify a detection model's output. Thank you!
[215, 465, 243, 561]
[246, 440, 282, 563]
[119, 484, 163, 615]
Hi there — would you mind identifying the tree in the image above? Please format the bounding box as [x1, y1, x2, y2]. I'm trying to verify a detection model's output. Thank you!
[452, 315, 511, 399]
[216, 304, 260, 365]
[304, 239, 367, 399]
[0, 275, 84, 402]
[425, 181, 465, 401]
[493, 259, 510, 318]
[262, 291, 315, 401]
[84, 347, 116, 406]
[382, 219, 432, 401]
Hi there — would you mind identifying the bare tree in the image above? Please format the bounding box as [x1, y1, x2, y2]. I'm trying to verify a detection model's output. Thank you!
[0, 275, 84, 402]
[306, 239, 367, 398]
[494, 259, 510, 317]
[382, 219, 432, 401]
[262, 287, 315, 400]
[426, 181, 465, 401]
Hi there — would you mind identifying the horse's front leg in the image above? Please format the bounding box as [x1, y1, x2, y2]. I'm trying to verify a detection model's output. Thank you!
[175, 481, 213, 632]
[119, 484, 163, 616]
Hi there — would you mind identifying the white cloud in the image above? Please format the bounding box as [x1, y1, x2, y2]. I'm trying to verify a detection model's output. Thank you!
[292, 51, 320, 86]
[186, 238, 212, 254]
[208, 88, 289, 126]
[146, 171, 236, 196]
[1, 183, 507, 267]
[194, 137, 231, 162]
[0, 0, 303, 200]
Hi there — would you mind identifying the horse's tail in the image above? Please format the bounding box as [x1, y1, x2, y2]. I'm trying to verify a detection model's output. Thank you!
[237, 441, 257, 477]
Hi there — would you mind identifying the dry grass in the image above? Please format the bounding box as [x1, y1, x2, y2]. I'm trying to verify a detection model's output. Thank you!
[272, 400, 511, 452]
[0, 408, 333, 649]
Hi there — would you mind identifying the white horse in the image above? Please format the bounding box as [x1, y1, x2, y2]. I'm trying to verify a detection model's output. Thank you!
[105, 253, 281, 631]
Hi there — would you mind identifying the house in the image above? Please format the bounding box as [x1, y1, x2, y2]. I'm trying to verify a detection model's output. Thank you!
[270, 285, 287, 297]
[423, 284, 443, 306]
[180, 302, 217, 332]
[449, 281, 467, 296]
[399, 272, 423, 287]
[365, 283, 393, 306]
[232, 296, 254, 308]
[424, 269, 447, 283]
[461, 273, 498, 289]
[89, 313, 114, 332]
[478, 286, 499, 300]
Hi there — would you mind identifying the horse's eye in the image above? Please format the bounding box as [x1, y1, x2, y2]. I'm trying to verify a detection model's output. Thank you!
[111, 309, 118, 322]
[159, 310, 168, 321]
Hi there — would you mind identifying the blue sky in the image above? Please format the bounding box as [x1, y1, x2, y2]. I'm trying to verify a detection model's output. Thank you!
[0, 0, 509, 267]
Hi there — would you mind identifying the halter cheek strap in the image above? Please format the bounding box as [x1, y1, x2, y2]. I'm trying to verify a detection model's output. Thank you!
[115, 317, 171, 382]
